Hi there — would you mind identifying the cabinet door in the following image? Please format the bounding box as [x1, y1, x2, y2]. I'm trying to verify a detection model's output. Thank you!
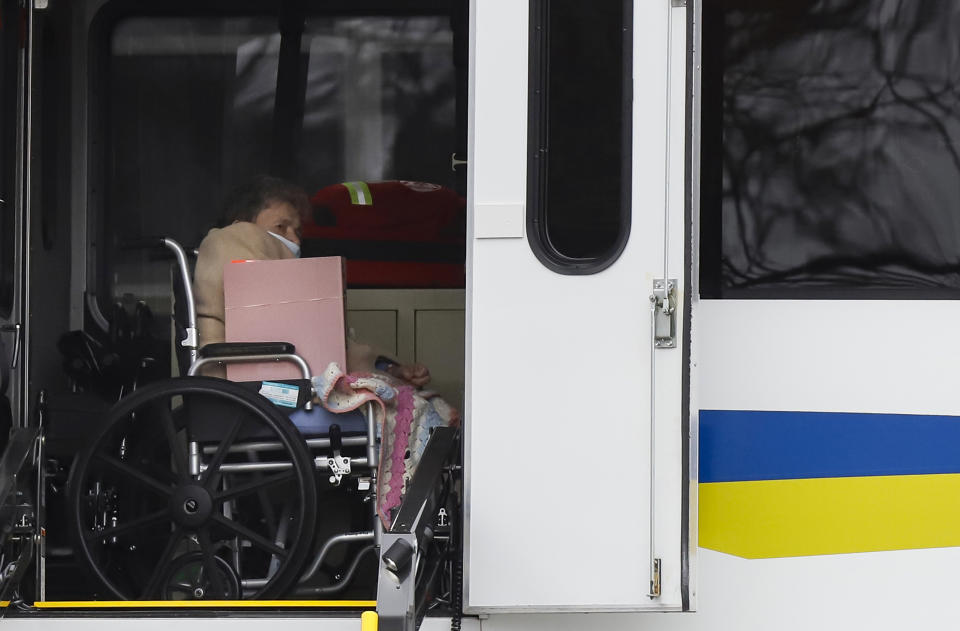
[347, 310, 399, 359]
[347, 289, 466, 411]
[415, 310, 465, 411]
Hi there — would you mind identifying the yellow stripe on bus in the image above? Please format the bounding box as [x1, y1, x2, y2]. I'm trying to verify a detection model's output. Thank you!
[33, 600, 376, 609]
[700, 473, 960, 558]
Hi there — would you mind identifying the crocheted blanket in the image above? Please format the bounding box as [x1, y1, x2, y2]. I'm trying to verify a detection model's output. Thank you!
[312, 363, 459, 528]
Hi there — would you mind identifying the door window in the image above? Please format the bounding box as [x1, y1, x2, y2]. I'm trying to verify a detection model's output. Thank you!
[526, 0, 632, 274]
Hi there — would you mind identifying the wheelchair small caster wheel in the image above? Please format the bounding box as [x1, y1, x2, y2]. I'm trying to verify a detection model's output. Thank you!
[162, 552, 241, 600]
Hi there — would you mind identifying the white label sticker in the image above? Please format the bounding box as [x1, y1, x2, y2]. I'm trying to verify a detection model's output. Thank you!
[259, 381, 299, 408]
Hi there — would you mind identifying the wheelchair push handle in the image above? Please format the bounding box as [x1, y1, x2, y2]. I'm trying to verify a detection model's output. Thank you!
[119, 237, 199, 363]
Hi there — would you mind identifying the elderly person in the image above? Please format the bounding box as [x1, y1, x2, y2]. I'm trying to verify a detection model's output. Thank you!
[194, 174, 430, 386]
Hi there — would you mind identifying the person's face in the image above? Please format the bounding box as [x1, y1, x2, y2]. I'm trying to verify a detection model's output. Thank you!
[253, 200, 302, 245]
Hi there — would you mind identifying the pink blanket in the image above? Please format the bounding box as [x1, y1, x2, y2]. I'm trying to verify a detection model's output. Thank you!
[313, 363, 459, 527]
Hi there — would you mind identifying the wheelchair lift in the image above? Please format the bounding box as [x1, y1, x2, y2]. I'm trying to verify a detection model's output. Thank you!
[376, 426, 461, 631]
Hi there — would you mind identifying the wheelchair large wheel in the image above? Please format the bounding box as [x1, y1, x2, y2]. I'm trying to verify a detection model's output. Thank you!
[67, 377, 318, 600]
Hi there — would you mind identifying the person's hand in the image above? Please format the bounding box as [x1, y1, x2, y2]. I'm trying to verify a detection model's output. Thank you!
[389, 362, 431, 387]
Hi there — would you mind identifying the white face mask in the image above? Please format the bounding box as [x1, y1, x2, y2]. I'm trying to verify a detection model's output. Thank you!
[268, 231, 301, 258]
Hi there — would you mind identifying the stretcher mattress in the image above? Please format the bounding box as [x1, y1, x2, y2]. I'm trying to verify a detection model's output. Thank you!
[304, 180, 465, 288]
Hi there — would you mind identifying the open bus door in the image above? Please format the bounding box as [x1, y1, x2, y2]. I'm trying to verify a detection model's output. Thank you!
[0, 0, 31, 443]
[0, 0, 38, 607]
[463, 0, 692, 616]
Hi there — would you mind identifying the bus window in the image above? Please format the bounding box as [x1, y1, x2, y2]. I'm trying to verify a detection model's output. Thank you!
[102, 16, 282, 314]
[700, 1, 960, 298]
[96, 11, 458, 312]
[299, 16, 457, 194]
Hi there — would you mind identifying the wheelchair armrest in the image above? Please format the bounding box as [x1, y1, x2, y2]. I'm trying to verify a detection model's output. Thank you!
[188, 346, 313, 407]
[199, 342, 296, 358]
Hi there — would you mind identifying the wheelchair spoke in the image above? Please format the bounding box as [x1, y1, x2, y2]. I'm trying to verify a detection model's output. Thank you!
[140, 526, 184, 599]
[95, 454, 174, 497]
[197, 527, 227, 598]
[155, 401, 190, 482]
[200, 417, 244, 489]
[83, 509, 169, 543]
[212, 514, 288, 559]
[215, 471, 295, 503]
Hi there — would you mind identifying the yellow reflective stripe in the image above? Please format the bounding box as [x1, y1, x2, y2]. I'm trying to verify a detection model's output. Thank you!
[700, 473, 960, 558]
[0, 600, 9, 607]
[343, 181, 360, 204]
[342, 181, 373, 205]
[356, 181, 372, 205]
[33, 600, 376, 609]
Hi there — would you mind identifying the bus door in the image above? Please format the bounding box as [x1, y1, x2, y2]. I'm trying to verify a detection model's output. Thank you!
[0, 0, 32, 437]
[465, 0, 691, 613]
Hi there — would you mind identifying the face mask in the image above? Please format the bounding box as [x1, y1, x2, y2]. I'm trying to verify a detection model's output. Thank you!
[269, 231, 301, 258]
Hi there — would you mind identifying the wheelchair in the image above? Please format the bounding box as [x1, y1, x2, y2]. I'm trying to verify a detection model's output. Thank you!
[59, 238, 461, 608]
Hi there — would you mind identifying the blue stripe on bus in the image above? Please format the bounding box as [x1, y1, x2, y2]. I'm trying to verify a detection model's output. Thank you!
[700, 409, 960, 483]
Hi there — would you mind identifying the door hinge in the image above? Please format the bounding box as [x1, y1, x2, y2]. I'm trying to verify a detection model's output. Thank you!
[650, 279, 677, 349]
[649, 557, 662, 598]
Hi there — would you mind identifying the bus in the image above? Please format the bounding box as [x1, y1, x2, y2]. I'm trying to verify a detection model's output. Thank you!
[3, 0, 959, 629]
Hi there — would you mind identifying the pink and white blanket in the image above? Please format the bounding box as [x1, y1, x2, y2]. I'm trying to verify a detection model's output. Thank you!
[312, 363, 459, 528]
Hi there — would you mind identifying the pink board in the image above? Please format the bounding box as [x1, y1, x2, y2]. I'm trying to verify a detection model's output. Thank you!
[223, 256, 347, 382]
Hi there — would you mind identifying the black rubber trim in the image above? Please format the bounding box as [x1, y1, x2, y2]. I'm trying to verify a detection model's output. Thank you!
[680, 0, 694, 611]
[199, 342, 296, 358]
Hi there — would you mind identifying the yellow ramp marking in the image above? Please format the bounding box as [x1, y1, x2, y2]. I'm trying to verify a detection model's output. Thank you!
[361, 610, 379, 631]
[34, 600, 376, 609]
[700, 473, 960, 558]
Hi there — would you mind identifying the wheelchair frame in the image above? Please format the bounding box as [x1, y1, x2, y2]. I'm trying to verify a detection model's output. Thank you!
[71, 237, 386, 599]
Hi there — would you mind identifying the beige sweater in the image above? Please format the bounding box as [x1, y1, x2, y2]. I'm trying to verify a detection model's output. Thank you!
[194, 222, 294, 350]
[193, 221, 378, 375]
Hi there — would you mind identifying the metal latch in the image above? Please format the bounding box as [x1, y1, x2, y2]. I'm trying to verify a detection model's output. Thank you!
[650, 279, 677, 349]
